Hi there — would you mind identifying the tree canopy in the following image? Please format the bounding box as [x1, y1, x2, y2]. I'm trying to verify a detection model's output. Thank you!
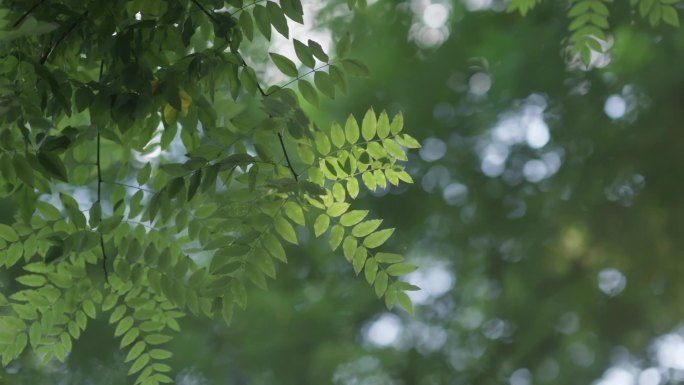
[2, 0, 684, 384]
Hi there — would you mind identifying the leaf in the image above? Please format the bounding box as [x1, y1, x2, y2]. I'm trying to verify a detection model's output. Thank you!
[16, 274, 46, 287]
[262, 233, 287, 262]
[347, 178, 360, 199]
[267, 1, 289, 37]
[125, 341, 146, 363]
[344, 114, 360, 144]
[374, 271, 388, 297]
[240, 11, 254, 40]
[120, 327, 140, 348]
[396, 134, 421, 149]
[337, 32, 352, 58]
[375, 252, 405, 263]
[329, 224, 344, 251]
[37, 151, 68, 182]
[270, 53, 298, 77]
[12, 155, 34, 187]
[0, 224, 19, 242]
[352, 246, 367, 274]
[128, 353, 150, 375]
[385, 263, 418, 276]
[115, 316, 134, 337]
[308, 39, 329, 62]
[145, 334, 173, 345]
[352, 219, 382, 238]
[314, 71, 335, 99]
[293, 39, 315, 68]
[327, 202, 350, 217]
[662, 5, 680, 27]
[275, 216, 298, 244]
[363, 228, 395, 248]
[284, 201, 305, 226]
[364, 257, 378, 284]
[397, 292, 414, 314]
[383, 139, 407, 161]
[330, 122, 345, 148]
[339, 210, 368, 226]
[341, 58, 370, 77]
[343, 236, 358, 262]
[298, 79, 319, 107]
[314, 214, 330, 237]
[253, 4, 271, 40]
[149, 349, 173, 359]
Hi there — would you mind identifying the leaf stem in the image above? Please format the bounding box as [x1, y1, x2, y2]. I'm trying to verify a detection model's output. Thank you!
[190, 0, 217, 22]
[39, 11, 88, 64]
[96, 59, 109, 284]
[12, 0, 49, 27]
[277, 132, 298, 181]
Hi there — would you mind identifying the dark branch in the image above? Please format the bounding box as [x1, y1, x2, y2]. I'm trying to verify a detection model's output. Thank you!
[96, 59, 109, 284]
[13, 0, 49, 27]
[39, 11, 88, 64]
[190, 0, 217, 22]
[277, 132, 298, 181]
[230, 0, 266, 16]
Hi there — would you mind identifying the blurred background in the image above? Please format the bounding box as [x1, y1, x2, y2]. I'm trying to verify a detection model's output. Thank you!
[5, 0, 684, 384]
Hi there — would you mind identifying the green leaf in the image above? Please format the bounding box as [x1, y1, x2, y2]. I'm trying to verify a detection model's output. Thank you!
[308, 39, 329, 62]
[385, 262, 418, 276]
[329, 224, 344, 251]
[298, 79, 319, 107]
[352, 219, 382, 238]
[12, 155, 34, 187]
[314, 71, 335, 99]
[330, 122, 345, 148]
[662, 5, 680, 27]
[270, 53, 298, 77]
[327, 202, 350, 217]
[16, 274, 46, 287]
[267, 1, 289, 37]
[396, 134, 421, 149]
[383, 139, 407, 161]
[284, 201, 305, 226]
[293, 39, 315, 68]
[149, 349, 173, 359]
[145, 334, 173, 345]
[125, 341, 146, 363]
[263, 233, 287, 262]
[347, 178, 360, 199]
[337, 32, 352, 58]
[37, 151, 68, 182]
[120, 327, 140, 348]
[83, 300, 96, 319]
[339, 210, 368, 226]
[137, 162, 151, 185]
[375, 252, 405, 263]
[115, 316, 134, 337]
[240, 10, 254, 40]
[0, 224, 19, 242]
[128, 353, 150, 375]
[397, 292, 414, 314]
[363, 228, 395, 248]
[374, 271, 388, 297]
[341, 58, 370, 77]
[275, 216, 298, 244]
[314, 214, 330, 237]
[364, 257, 378, 284]
[253, 4, 271, 39]
[343, 236, 358, 262]
[344, 114, 360, 144]
[352, 246, 367, 274]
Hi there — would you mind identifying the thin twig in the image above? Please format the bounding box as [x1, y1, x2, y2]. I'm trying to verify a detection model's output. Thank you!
[190, 0, 217, 22]
[96, 59, 109, 284]
[104, 181, 156, 194]
[12, 0, 49, 27]
[39, 11, 88, 64]
[229, 0, 266, 16]
[267, 63, 332, 96]
[277, 132, 298, 181]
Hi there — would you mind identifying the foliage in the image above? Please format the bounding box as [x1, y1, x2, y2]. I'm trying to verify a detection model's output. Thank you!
[0, 0, 420, 383]
[508, 0, 682, 64]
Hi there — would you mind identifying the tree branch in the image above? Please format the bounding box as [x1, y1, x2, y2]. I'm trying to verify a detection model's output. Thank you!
[12, 0, 49, 27]
[190, 0, 217, 22]
[277, 132, 298, 181]
[96, 59, 109, 284]
[39, 11, 88, 64]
